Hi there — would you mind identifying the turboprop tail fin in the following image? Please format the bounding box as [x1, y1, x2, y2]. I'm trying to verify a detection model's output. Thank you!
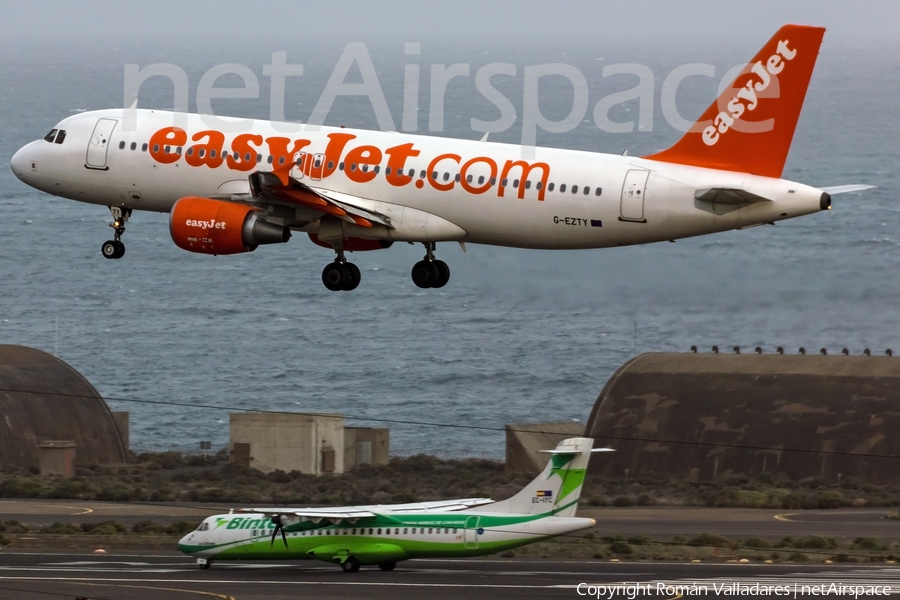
[643, 24, 825, 178]
[481, 437, 611, 517]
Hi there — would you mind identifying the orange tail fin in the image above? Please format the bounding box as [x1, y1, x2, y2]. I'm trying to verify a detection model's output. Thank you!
[643, 24, 825, 178]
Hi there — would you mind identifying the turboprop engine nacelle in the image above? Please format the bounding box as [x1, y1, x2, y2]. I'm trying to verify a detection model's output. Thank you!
[169, 197, 291, 255]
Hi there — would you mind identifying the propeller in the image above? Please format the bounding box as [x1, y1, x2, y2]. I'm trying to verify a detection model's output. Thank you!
[269, 514, 288, 548]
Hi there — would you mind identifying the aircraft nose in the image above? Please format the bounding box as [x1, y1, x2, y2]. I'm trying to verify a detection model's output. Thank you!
[10, 145, 27, 179]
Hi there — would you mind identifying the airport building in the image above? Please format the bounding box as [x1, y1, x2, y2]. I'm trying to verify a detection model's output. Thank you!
[0, 344, 127, 476]
[583, 352, 900, 483]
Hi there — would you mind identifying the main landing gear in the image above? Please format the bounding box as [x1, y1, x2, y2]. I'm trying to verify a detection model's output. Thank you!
[101, 206, 131, 260]
[322, 250, 361, 292]
[411, 242, 450, 289]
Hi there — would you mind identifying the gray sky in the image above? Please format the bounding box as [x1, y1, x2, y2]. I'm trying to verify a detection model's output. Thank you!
[1, 0, 897, 48]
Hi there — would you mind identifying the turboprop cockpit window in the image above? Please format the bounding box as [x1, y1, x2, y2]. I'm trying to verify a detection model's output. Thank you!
[43, 129, 58, 143]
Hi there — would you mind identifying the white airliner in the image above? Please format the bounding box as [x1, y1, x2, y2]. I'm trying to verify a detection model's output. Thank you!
[178, 437, 606, 572]
[10, 25, 871, 291]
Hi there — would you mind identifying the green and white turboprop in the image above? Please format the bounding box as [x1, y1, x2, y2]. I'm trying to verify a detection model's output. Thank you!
[178, 437, 609, 572]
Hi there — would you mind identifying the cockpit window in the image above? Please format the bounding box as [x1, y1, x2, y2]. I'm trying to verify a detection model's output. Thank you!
[43, 129, 58, 143]
[55, 130, 66, 144]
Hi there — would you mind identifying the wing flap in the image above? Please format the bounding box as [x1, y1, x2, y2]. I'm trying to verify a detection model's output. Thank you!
[249, 171, 392, 228]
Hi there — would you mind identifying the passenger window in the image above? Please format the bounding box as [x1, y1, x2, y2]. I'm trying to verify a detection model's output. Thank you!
[164, 145, 171, 154]
[142, 143, 148, 152]
[443, 172, 449, 181]
[408, 168, 415, 177]
[350, 163, 357, 172]
[339, 162, 344, 170]
[513, 179, 519, 188]
[560, 184, 566, 192]
[548, 182, 555, 191]
[584, 186, 590, 195]
[210, 149, 217, 158]
[490, 177, 496, 185]
[177, 147, 182, 155]
[44, 129, 58, 143]
[454, 173, 460, 182]
[595, 187, 602, 196]
[525, 180, 531, 189]
[245, 153, 251, 162]
[478, 176, 484, 184]
[198, 149, 205, 158]
[130, 142, 136, 151]
[536, 181, 543, 190]
[328, 161, 335, 169]
[278, 156, 285, 165]
[501, 178, 508, 186]
[187, 148, 194, 156]
[374, 165, 380, 174]
[572, 185, 578, 194]
[420, 170, 426, 178]
[361, 164, 368, 172]
[266, 155, 273, 164]
[432, 171, 438, 179]
[257, 154, 263, 163]
[153, 144, 160, 153]
[466, 175, 472, 183]
[385, 166, 392, 175]
[118, 141, 125, 150]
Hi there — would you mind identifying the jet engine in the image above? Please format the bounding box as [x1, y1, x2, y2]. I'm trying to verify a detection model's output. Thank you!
[170, 197, 290, 255]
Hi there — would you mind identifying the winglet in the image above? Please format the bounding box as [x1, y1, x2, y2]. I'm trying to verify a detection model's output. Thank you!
[643, 25, 825, 178]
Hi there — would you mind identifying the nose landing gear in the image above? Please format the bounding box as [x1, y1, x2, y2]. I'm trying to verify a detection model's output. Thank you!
[101, 206, 131, 260]
[411, 242, 450, 289]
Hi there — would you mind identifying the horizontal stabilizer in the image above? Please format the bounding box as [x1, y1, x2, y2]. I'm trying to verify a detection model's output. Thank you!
[694, 188, 771, 205]
[820, 184, 877, 195]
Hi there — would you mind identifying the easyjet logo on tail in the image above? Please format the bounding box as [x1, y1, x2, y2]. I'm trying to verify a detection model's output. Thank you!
[702, 39, 797, 146]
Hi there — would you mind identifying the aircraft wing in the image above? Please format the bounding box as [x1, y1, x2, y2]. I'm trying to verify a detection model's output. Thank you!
[380, 498, 494, 513]
[820, 184, 877, 195]
[248, 171, 393, 228]
[241, 498, 494, 522]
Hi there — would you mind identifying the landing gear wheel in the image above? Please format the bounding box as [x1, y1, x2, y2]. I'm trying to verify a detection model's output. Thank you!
[198, 559, 212, 570]
[432, 260, 450, 289]
[411, 260, 440, 289]
[322, 263, 350, 291]
[341, 556, 361, 573]
[378, 561, 396, 571]
[342, 262, 361, 291]
[101, 240, 125, 259]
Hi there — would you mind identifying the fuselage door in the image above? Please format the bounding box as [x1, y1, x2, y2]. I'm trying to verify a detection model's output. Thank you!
[463, 516, 480, 550]
[85, 118, 117, 170]
[619, 169, 649, 222]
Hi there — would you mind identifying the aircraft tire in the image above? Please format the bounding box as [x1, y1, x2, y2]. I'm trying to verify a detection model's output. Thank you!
[199, 560, 212, 570]
[342, 262, 361, 291]
[432, 260, 450, 288]
[322, 263, 349, 292]
[378, 561, 396, 571]
[102, 240, 124, 259]
[411, 260, 439, 289]
[341, 557, 361, 573]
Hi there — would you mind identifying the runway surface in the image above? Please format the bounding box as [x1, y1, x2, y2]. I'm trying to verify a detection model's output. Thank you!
[3, 500, 897, 541]
[0, 551, 898, 599]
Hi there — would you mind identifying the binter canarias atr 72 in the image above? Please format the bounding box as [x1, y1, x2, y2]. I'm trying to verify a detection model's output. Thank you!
[11, 25, 872, 291]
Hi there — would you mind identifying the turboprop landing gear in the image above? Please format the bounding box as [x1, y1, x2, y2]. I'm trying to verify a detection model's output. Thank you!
[101, 206, 131, 259]
[411, 242, 450, 289]
[341, 556, 361, 573]
[197, 558, 212, 569]
[322, 250, 361, 292]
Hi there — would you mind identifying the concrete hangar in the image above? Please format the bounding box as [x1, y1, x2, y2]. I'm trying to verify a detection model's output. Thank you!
[581, 351, 900, 483]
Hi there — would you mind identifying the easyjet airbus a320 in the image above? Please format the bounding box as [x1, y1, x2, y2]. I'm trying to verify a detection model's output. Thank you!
[11, 25, 871, 291]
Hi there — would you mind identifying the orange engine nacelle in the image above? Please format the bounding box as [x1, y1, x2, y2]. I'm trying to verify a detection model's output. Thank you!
[170, 197, 291, 255]
[308, 233, 393, 252]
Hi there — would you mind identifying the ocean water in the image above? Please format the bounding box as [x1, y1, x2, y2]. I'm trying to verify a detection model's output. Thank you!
[0, 30, 897, 458]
